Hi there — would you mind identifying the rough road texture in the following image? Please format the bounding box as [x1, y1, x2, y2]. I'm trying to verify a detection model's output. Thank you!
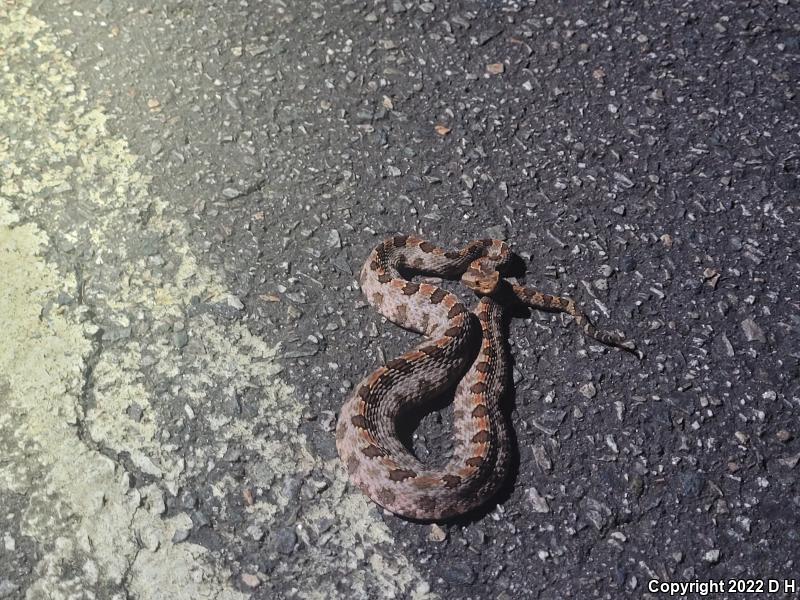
[1, 0, 798, 599]
[337, 235, 637, 521]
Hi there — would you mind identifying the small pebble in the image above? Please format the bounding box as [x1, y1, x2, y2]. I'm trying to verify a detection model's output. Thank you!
[241, 573, 261, 589]
[172, 528, 190, 543]
[173, 331, 189, 349]
[740, 318, 765, 343]
[271, 528, 297, 555]
[247, 524, 265, 541]
[97, 0, 113, 17]
[227, 295, 245, 310]
[428, 524, 447, 542]
[703, 549, 720, 563]
[526, 487, 550, 513]
[442, 564, 476, 586]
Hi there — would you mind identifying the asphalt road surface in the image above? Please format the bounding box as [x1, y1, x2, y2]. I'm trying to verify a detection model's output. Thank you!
[1, 1, 798, 599]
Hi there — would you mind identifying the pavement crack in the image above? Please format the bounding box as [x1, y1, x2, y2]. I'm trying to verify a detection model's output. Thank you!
[223, 178, 267, 202]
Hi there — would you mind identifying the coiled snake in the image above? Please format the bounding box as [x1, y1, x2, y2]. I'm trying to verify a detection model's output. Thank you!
[336, 235, 639, 521]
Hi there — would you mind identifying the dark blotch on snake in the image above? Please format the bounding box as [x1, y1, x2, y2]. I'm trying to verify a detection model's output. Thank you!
[447, 304, 467, 318]
[429, 288, 448, 304]
[420, 312, 430, 334]
[417, 496, 437, 512]
[420, 345, 441, 357]
[472, 430, 491, 443]
[394, 304, 408, 323]
[475, 361, 490, 373]
[470, 382, 487, 394]
[442, 474, 462, 489]
[351, 414, 369, 429]
[357, 385, 371, 400]
[402, 282, 420, 295]
[471, 404, 489, 418]
[388, 468, 417, 482]
[376, 487, 396, 505]
[392, 235, 409, 247]
[465, 456, 484, 467]
[386, 357, 411, 372]
[362, 444, 385, 458]
[444, 251, 461, 260]
[335, 421, 346, 441]
[346, 454, 360, 474]
[419, 241, 436, 253]
[443, 326, 462, 337]
[377, 272, 392, 284]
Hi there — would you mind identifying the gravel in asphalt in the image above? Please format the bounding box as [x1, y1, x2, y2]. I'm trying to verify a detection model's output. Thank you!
[1, 1, 798, 599]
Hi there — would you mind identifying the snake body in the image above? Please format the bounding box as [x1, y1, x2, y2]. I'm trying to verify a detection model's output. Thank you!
[336, 235, 638, 521]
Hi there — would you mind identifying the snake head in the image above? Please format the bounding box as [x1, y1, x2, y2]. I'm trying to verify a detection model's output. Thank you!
[462, 261, 500, 296]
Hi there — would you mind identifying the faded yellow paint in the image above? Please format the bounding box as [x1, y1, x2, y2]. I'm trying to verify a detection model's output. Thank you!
[0, 2, 436, 599]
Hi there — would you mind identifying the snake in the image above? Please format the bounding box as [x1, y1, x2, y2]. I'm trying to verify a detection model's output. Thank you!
[335, 235, 639, 521]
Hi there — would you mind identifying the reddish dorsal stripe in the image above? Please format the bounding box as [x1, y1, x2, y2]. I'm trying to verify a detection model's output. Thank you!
[418, 282, 436, 296]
